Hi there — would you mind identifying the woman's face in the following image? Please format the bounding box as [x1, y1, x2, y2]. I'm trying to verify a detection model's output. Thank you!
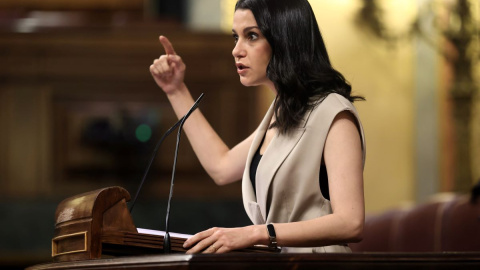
[232, 9, 274, 90]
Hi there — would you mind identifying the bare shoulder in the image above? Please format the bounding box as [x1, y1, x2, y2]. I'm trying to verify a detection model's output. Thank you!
[324, 110, 363, 168]
[329, 110, 361, 139]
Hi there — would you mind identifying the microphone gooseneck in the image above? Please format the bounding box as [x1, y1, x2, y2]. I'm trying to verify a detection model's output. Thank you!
[163, 93, 204, 253]
[163, 113, 187, 253]
[129, 118, 182, 213]
[129, 93, 205, 214]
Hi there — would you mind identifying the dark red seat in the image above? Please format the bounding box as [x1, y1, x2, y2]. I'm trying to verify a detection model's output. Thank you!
[441, 196, 480, 251]
[352, 195, 480, 252]
[392, 201, 443, 252]
[350, 209, 403, 252]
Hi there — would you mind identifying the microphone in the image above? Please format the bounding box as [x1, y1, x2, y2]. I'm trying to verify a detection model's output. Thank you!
[129, 93, 205, 213]
[163, 93, 204, 253]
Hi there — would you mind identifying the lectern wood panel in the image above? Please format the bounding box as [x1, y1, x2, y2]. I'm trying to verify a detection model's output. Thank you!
[52, 186, 139, 261]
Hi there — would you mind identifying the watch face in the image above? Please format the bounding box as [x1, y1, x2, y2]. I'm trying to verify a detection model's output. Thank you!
[267, 224, 276, 237]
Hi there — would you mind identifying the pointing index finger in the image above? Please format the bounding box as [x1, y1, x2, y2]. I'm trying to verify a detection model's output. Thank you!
[159, 35, 176, 55]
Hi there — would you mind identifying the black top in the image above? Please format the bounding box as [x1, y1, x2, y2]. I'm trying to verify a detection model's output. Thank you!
[319, 163, 330, 200]
[249, 137, 264, 195]
[249, 138, 330, 200]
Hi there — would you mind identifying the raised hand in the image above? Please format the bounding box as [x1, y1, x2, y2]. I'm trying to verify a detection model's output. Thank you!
[150, 35, 186, 94]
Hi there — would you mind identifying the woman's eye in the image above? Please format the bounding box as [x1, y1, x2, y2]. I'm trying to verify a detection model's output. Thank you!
[232, 34, 239, 44]
[248, 32, 258, 41]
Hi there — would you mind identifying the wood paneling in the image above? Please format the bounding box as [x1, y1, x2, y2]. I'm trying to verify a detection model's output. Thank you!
[0, 19, 259, 199]
[0, 0, 144, 10]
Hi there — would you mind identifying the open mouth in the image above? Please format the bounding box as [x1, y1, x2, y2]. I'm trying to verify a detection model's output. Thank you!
[236, 63, 248, 70]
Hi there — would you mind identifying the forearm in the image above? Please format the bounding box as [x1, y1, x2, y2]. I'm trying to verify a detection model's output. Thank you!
[165, 85, 241, 185]
[251, 214, 364, 248]
[276, 214, 363, 247]
[151, 36, 246, 185]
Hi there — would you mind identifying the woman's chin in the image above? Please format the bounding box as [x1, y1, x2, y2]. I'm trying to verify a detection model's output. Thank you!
[239, 78, 257, 87]
[239, 80, 253, 87]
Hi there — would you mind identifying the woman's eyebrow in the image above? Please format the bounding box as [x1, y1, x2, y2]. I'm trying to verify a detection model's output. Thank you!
[243, 26, 260, 32]
[232, 26, 260, 34]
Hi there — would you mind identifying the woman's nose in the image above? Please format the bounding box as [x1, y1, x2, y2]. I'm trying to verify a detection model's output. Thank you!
[232, 41, 245, 59]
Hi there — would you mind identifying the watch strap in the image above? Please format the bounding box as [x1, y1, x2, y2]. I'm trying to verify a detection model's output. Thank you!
[266, 223, 277, 248]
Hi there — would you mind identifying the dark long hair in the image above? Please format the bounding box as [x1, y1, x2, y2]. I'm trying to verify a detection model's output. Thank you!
[235, 0, 364, 134]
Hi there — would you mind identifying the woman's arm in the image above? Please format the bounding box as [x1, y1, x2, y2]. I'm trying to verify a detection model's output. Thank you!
[273, 110, 364, 246]
[183, 110, 364, 253]
[150, 36, 253, 185]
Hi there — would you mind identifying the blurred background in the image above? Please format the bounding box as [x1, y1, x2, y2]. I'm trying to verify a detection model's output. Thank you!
[0, 0, 479, 268]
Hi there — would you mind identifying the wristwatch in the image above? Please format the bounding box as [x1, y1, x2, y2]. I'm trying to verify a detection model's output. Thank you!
[266, 223, 277, 248]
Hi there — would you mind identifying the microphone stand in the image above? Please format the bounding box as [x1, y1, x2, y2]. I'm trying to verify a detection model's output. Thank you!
[129, 93, 204, 214]
[163, 113, 187, 253]
[129, 119, 182, 213]
[163, 93, 204, 253]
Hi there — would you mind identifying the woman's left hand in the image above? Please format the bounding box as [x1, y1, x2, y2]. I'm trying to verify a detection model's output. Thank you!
[183, 226, 264, 254]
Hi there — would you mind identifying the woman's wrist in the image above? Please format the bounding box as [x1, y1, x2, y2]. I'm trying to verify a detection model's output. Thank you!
[164, 83, 196, 118]
[249, 224, 270, 246]
[165, 83, 189, 100]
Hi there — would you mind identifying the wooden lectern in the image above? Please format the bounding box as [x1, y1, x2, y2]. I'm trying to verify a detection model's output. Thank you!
[51, 186, 188, 262]
[51, 186, 276, 262]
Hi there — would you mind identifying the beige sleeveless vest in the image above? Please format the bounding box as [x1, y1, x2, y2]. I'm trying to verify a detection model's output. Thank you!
[242, 93, 366, 253]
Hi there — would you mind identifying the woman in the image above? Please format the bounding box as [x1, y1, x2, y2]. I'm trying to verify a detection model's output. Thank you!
[150, 0, 365, 253]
